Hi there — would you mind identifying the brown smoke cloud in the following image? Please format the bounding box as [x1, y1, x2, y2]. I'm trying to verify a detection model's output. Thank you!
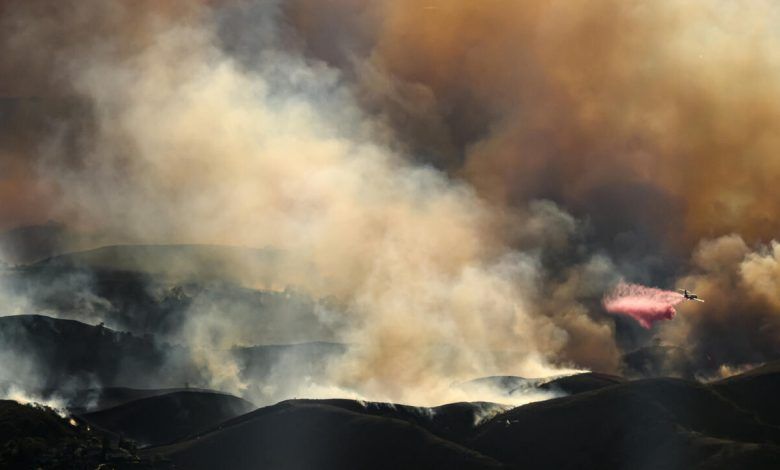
[326, 0, 780, 375]
[0, 0, 206, 231]
[284, 0, 780, 249]
[287, 1, 780, 379]
[660, 235, 780, 374]
[3, 0, 780, 402]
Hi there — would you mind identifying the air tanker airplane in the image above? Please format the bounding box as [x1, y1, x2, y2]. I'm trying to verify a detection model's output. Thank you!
[678, 289, 705, 302]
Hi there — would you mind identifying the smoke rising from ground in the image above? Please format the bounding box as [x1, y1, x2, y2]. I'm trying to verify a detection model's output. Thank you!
[659, 235, 780, 375]
[0, 0, 620, 406]
[603, 282, 682, 329]
[1, 0, 780, 401]
[312, 0, 780, 376]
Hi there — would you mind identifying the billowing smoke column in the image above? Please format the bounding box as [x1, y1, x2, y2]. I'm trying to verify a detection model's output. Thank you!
[2, 0, 780, 395]
[603, 282, 683, 329]
[0, 0, 609, 406]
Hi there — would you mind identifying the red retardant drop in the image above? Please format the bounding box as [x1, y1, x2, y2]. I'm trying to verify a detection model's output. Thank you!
[602, 282, 684, 329]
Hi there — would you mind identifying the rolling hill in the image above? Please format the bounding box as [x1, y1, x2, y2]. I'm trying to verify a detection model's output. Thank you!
[472, 377, 780, 469]
[143, 400, 505, 470]
[4, 244, 342, 342]
[0, 400, 173, 468]
[3, 311, 780, 469]
[79, 390, 255, 447]
[32, 244, 280, 284]
[137, 364, 780, 470]
[0, 314, 344, 405]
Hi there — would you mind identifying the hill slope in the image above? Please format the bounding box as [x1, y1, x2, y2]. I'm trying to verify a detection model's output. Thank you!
[712, 361, 780, 426]
[3, 362, 780, 469]
[0, 314, 344, 402]
[33, 244, 279, 283]
[0, 400, 172, 469]
[80, 391, 255, 447]
[144, 364, 780, 470]
[473, 378, 780, 470]
[145, 401, 504, 470]
[0, 314, 180, 391]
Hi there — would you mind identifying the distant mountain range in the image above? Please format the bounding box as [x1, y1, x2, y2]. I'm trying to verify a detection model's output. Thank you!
[32, 243, 281, 283]
[0, 314, 346, 406]
[1, 243, 341, 344]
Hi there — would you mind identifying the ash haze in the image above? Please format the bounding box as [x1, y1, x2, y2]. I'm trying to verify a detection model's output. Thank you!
[1, 0, 780, 411]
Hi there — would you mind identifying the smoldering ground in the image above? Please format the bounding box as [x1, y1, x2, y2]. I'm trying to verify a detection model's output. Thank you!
[1, 0, 779, 405]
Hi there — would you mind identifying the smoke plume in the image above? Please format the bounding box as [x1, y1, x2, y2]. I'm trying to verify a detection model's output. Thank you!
[0, 0, 615, 407]
[2, 0, 780, 403]
[658, 235, 780, 375]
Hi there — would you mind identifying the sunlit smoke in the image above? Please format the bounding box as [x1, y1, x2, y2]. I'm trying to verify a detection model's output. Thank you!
[2, 385, 68, 418]
[2, 0, 780, 404]
[0, 0, 601, 407]
[603, 282, 683, 329]
[659, 235, 780, 375]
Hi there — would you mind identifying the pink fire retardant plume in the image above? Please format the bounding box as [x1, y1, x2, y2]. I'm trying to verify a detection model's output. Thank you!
[602, 282, 684, 329]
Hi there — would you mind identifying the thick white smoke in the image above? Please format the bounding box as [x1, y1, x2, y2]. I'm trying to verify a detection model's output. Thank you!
[0, 0, 623, 406]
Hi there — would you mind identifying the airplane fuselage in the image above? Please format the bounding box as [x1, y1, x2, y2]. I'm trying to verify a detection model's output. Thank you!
[680, 289, 704, 302]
